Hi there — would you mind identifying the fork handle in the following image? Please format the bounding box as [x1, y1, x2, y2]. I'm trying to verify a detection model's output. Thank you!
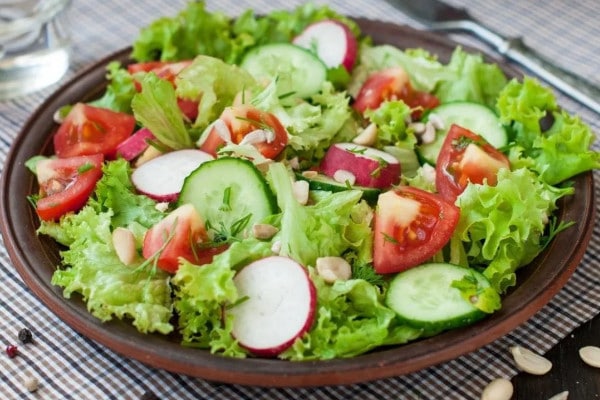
[431, 21, 600, 115]
[502, 37, 600, 114]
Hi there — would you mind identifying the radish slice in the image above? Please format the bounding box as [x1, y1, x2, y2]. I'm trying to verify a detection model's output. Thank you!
[227, 256, 316, 357]
[131, 149, 214, 202]
[320, 143, 400, 189]
[116, 127, 156, 161]
[292, 20, 357, 71]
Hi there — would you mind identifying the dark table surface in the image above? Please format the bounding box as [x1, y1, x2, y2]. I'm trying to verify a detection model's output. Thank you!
[513, 314, 600, 399]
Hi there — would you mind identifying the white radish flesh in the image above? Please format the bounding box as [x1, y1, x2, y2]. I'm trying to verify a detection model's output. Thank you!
[131, 149, 214, 202]
[116, 127, 155, 161]
[292, 20, 357, 71]
[227, 256, 316, 357]
[319, 143, 400, 189]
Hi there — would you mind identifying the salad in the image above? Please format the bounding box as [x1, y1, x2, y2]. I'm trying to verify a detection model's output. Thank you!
[27, 2, 599, 360]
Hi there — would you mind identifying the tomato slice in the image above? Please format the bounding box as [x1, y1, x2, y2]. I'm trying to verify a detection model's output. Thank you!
[352, 67, 439, 118]
[436, 124, 510, 202]
[53, 103, 136, 159]
[142, 204, 227, 273]
[35, 154, 104, 221]
[199, 105, 288, 159]
[373, 186, 460, 274]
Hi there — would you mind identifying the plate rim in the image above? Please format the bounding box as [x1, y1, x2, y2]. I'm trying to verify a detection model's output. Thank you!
[0, 17, 596, 387]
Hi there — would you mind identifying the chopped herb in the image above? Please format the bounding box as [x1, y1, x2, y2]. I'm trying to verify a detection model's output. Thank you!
[77, 162, 95, 174]
[347, 146, 367, 155]
[219, 187, 232, 212]
[225, 295, 249, 310]
[382, 232, 399, 244]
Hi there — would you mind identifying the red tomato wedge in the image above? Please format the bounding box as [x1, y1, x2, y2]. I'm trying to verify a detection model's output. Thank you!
[352, 67, 439, 118]
[53, 103, 136, 159]
[436, 124, 510, 202]
[142, 204, 227, 273]
[373, 186, 459, 274]
[35, 154, 104, 221]
[198, 105, 288, 159]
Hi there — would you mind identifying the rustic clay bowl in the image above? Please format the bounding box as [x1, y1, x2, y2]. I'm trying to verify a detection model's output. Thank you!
[0, 18, 595, 387]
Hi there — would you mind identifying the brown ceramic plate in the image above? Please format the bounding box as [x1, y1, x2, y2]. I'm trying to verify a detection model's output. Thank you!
[0, 19, 596, 387]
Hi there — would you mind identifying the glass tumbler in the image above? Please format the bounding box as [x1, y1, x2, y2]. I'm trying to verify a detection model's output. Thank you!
[0, 0, 72, 100]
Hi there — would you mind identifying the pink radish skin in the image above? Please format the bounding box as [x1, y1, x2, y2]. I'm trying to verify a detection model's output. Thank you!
[227, 256, 316, 357]
[116, 127, 156, 161]
[292, 20, 357, 71]
[320, 143, 400, 189]
[131, 149, 214, 202]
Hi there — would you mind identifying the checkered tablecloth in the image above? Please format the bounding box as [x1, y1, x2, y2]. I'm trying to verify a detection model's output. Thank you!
[1, 1, 599, 398]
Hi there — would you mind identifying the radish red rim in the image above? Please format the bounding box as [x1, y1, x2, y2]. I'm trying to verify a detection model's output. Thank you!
[0, 18, 596, 387]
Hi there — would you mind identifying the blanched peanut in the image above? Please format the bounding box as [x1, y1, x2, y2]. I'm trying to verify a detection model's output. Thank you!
[292, 180, 309, 205]
[301, 170, 318, 179]
[316, 257, 352, 283]
[112, 227, 137, 266]
[579, 345, 600, 368]
[547, 391, 569, 400]
[155, 202, 169, 212]
[420, 122, 436, 144]
[271, 240, 282, 255]
[352, 123, 377, 146]
[252, 223, 279, 240]
[480, 378, 513, 400]
[134, 146, 162, 167]
[333, 169, 356, 186]
[510, 345, 552, 375]
[427, 112, 445, 130]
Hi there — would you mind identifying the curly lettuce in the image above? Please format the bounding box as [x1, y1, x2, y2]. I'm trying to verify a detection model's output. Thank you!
[498, 77, 600, 185]
[267, 162, 373, 267]
[456, 168, 574, 293]
[39, 160, 172, 334]
[132, 1, 361, 65]
[350, 45, 506, 108]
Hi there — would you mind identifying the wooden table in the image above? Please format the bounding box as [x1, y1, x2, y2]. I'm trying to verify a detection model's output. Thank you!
[513, 314, 600, 398]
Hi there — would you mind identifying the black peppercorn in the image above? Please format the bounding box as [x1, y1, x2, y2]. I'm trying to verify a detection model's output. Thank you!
[18, 328, 33, 344]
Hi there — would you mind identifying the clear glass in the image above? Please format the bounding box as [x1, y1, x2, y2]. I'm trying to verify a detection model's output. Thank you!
[0, 0, 72, 100]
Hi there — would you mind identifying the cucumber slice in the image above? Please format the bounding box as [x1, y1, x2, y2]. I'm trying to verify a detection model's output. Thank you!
[386, 263, 490, 332]
[295, 172, 381, 203]
[178, 157, 277, 239]
[240, 43, 327, 99]
[417, 102, 508, 165]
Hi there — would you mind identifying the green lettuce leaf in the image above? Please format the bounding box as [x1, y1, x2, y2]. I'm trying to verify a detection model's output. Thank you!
[89, 159, 164, 229]
[456, 168, 574, 293]
[131, 1, 235, 63]
[132, 1, 361, 65]
[131, 73, 192, 149]
[365, 100, 414, 149]
[37, 159, 173, 334]
[175, 55, 257, 130]
[498, 77, 600, 184]
[267, 162, 373, 267]
[41, 207, 173, 334]
[350, 45, 506, 108]
[435, 47, 507, 108]
[89, 62, 138, 113]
